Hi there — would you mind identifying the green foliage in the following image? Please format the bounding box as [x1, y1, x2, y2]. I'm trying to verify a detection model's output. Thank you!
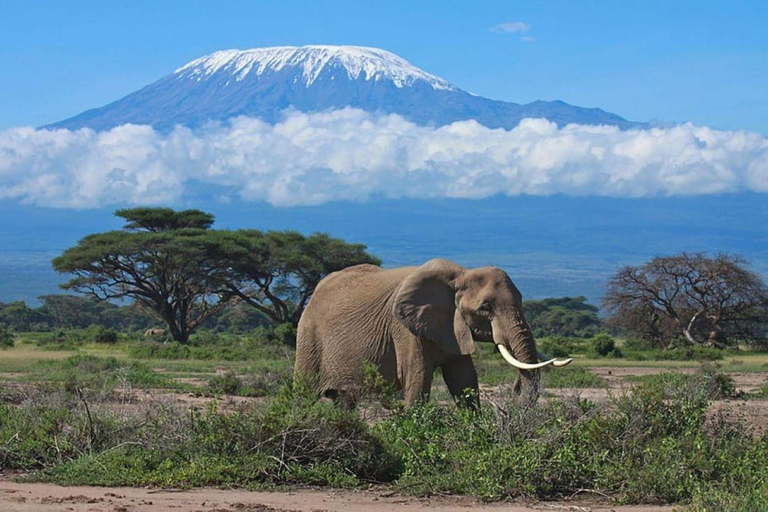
[116, 207, 215, 232]
[34, 326, 121, 349]
[14, 382, 399, 488]
[689, 484, 768, 511]
[630, 365, 736, 400]
[207, 371, 242, 395]
[38, 295, 155, 331]
[36, 329, 90, 350]
[361, 362, 404, 410]
[272, 322, 297, 346]
[588, 333, 623, 358]
[219, 229, 381, 326]
[26, 355, 171, 396]
[3, 365, 768, 504]
[524, 297, 602, 338]
[536, 335, 576, 358]
[128, 329, 293, 361]
[204, 302, 270, 333]
[624, 345, 726, 362]
[52, 208, 380, 342]
[52, 218, 234, 344]
[0, 324, 14, 348]
[374, 365, 757, 502]
[0, 296, 156, 332]
[0, 301, 47, 331]
[92, 326, 118, 344]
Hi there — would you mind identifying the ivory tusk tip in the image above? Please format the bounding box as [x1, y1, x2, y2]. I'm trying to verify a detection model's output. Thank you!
[552, 358, 573, 367]
[498, 344, 556, 370]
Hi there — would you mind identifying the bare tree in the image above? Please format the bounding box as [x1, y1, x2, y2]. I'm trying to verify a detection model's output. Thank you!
[604, 253, 768, 348]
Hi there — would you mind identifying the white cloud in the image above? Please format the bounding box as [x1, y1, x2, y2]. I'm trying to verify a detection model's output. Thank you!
[490, 22, 530, 34]
[0, 109, 766, 208]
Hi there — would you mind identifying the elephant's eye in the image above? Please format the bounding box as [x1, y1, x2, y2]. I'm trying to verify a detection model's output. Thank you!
[478, 301, 492, 314]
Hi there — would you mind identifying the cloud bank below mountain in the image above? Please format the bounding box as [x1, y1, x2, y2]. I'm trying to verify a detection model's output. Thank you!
[1, 109, 767, 208]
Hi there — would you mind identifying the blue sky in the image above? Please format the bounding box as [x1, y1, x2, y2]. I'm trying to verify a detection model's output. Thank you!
[1, 0, 767, 134]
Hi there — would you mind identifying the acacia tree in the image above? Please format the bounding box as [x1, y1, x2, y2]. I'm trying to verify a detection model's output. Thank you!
[52, 208, 232, 344]
[604, 253, 768, 348]
[217, 230, 381, 326]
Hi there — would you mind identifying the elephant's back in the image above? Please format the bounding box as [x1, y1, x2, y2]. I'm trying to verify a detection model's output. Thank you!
[311, 264, 416, 302]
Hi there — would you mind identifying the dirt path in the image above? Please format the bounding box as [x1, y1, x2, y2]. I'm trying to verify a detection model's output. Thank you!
[0, 480, 678, 512]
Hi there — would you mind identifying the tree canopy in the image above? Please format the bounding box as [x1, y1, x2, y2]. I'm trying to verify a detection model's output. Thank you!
[52, 208, 380, 343]
[603, 253, 768, 349]
[53, 210, 232, 344]
[216, 230, 381, 326]
[523, 296, 602, 338]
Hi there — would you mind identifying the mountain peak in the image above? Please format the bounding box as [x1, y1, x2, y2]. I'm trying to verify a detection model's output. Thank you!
[44, 45, 642, 132]
[173, 45, 457, 91]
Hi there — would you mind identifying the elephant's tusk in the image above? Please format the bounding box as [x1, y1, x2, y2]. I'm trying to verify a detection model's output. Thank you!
[536, 350, 573, 367]
[498, 345, 556, 370]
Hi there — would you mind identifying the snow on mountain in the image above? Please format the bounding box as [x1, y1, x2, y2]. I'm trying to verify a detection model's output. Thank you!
[174, 46, 457, 90]
[45, 45, 641, 132]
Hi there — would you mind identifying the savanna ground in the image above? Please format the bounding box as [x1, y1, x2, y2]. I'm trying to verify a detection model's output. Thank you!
[3, 331, 768, 511]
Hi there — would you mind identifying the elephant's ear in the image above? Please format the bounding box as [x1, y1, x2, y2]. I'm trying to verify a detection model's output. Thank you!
[393, 262, 476, 356]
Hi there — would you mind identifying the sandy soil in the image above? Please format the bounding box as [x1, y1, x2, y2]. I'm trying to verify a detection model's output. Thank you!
[0, 479, 678, 512]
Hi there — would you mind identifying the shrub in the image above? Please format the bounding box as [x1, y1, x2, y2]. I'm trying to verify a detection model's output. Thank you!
[3, 364, 766, 504]
[624, 345, 725, 362]
[537, 336, 573, 358]
[272, 322, 297, 346]
[0, 324, 14, 348]
[36, 329, 89, 350]
[129, 331, 293, 361]
[207, 371, 242, 395]
[588, 333, 622, 358]
[92, 326, 118, 344]
[16, 381, 399, 488]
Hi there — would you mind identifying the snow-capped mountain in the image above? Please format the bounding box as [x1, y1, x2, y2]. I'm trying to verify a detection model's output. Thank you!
[176, 46, 456, 90]
[46, 45, 640, 131]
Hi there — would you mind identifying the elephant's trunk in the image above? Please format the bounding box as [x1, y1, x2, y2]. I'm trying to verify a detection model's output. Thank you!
[492, 315, 541, 406]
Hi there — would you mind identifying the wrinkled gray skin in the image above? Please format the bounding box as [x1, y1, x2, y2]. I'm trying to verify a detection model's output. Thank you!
[295, 259, 541, 409]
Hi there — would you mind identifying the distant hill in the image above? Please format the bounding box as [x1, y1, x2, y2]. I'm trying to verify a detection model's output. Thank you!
[45, 45, 642, 132]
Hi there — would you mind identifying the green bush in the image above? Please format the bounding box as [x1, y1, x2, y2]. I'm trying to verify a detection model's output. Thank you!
[537, 336, 573, 358]
[0, 324, 14, 348]
[272, 322, 297, 346]
[16, 382, 399, 488]
[625, 345, 725, 362]
[129, 331, 292, 361]
[92, 326, 118, 344]
[207, 371, 242, 395]
[588, 333, 622, 358]
[36, 329, 89, 350]
[3, 364, 767, 505]
[629, 364, 735, 400]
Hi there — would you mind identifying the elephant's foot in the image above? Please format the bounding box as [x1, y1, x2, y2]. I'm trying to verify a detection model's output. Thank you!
[324, 388, 357, 410]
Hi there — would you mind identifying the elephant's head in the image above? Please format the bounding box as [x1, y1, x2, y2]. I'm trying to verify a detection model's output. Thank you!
[393, 259, 571, 406]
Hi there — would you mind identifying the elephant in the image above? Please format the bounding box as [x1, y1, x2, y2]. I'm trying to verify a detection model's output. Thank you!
[295, 258, 571, 409]
[144, 328, 167, 337]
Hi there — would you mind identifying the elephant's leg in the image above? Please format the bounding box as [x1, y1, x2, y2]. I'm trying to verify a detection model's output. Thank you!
[324, 389, 357, 410]
[401, 368, 434, 407]
[441, 356, 480, 409]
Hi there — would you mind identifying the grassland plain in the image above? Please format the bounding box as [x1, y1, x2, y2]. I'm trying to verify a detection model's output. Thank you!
[2, 332, 768, 510]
